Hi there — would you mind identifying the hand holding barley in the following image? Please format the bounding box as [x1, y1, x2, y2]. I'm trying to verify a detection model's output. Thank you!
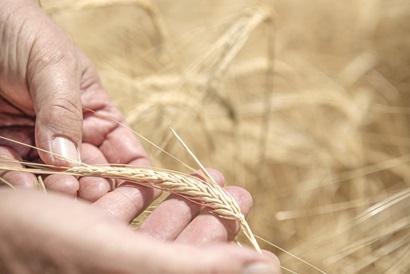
[0, 0, 280, 273]
[0, 0, 149, 200]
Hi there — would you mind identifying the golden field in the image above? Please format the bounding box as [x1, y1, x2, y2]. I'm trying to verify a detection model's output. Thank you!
[41, 0, 410, 273]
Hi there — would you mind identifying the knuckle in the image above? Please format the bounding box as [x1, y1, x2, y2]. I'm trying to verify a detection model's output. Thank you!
[29, 35, 79, 75]
[1, 171, 36, 190]
[37, 48, 77, 70]
[37, 101, 82, 139]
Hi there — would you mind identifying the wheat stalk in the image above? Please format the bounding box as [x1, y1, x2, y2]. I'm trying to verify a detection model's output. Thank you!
[1, 162, 261, 252]
[0, 133, 261, 253]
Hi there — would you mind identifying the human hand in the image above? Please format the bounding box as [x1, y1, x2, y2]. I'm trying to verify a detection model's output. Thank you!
[0, 1, 281, 272]
[0, 0, 150, 201]
[0, 170, 280, 274]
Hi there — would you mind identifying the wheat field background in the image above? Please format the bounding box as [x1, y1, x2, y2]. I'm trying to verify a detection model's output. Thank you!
[40, 0, 410, 273]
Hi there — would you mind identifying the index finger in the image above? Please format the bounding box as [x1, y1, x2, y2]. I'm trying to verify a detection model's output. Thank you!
[137, 169, 226, 241]
[99, 125, 151, 167]
[80, 81, 151, 167]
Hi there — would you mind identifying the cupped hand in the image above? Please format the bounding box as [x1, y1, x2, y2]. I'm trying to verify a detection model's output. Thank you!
[0, 0, 150, 201]
[0, 170, 280, 274]
[0, 1, 281, 272]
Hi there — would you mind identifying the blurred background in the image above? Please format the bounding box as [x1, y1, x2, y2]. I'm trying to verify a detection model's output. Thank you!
[41, 0, 410, 273]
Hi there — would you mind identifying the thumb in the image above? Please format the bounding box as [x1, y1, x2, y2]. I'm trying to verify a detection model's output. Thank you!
[18, 1, 85, 167]
[28, 36, 83, 166]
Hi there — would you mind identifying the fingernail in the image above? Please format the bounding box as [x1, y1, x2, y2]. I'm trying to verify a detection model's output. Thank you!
[51, 137, 79, 164]
[243, 263, 280, 274]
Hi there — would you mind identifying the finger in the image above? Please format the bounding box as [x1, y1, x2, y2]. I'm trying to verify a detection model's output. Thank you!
[99, 125, 151, 167]
[137, 169, 225, 241]
[0, 189, 280, 274]
[0, 146, 37, 189]
[92, 183, 161, 223]
[79, 74, 151, 168]
[25, 4, 83, 166]
[43, 174, 79, 197]
[86, 112, 157, 217]
[77, 143, 111, 202]
[0, 127, 35, 159]
[78, 176, 113, 203]
[176, 186, 253, 245]
[81, 77, 123, 147]
[85, 150, 159, 222]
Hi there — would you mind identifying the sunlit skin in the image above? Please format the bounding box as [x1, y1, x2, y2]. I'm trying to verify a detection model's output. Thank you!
[0, 0, 280, 273]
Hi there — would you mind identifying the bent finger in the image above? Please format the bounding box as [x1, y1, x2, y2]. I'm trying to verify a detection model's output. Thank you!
[79, 73, 151, 168]
[176, 186, 253, 244]
[99, 125, 151, 167]
[92, 183, 161, 224]
[0, 146, 37, 189]
[77, 143, 111, 202]
[137, 169, 225, 241]
[43, 174, 79, 197]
